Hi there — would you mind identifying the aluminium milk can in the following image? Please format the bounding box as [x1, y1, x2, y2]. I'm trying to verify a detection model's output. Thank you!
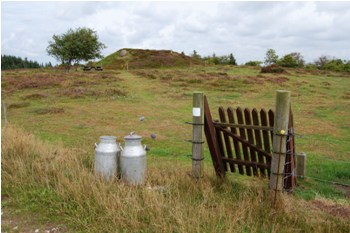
[95, 136, 120, 179]
[120, 133, 147, 185]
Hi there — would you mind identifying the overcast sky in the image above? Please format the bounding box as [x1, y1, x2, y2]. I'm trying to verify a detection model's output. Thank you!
[2, 1, 350, 65]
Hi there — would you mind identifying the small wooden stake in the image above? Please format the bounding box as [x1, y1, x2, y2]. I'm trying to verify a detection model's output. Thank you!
[192, 92, 204, 178]
[296, 152, 306, 178]
[270, 90, 291, 191]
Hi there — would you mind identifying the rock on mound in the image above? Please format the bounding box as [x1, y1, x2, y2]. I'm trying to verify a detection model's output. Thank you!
[100, 48, 202, 70]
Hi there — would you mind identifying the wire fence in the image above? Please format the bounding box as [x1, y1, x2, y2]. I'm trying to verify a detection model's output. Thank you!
[318, 157, 350, 164]
[297, 175, 350, 187]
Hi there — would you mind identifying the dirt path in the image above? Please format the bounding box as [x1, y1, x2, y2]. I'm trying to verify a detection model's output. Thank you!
[1, 200, 68, 233]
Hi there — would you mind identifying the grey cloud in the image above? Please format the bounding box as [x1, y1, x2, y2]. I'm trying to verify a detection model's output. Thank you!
[53, 2, 105, 21]
[2, 1, 350, 65]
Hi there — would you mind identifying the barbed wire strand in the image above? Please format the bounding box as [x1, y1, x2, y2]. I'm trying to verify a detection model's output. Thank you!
[298, 175, 350, 187]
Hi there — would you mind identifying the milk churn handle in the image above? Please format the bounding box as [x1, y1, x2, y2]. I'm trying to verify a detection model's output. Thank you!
[94, 143, 98, 149]
[144, 145, 147, 150]
[119, 143, 123, 151]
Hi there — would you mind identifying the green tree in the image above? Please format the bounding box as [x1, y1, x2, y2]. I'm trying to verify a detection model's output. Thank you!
[290, 52, 305, 67]
[46, 27, 106, 70]
[323, 59, 344, 72]
[278, 54, 298, 67]
[344, 60, 350, 72]
[264, 49, 279, 65]
[1, 54, 41, 70]
[278, 52, 305, 68]
[229, 53, 237, 65]
[245, 60, 262, 66]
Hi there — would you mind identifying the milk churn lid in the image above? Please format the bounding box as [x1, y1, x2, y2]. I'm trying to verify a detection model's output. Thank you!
[124, 132, 142, 140]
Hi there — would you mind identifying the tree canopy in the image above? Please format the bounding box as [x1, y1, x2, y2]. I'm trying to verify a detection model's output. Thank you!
[264, 49, 279, 66]
[1, 54, 51, 70]
[46, 27, 106, 69]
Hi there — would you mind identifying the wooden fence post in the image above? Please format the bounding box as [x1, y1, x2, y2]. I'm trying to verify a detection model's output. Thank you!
[192, 92, 204, 178]
[296, 152, 306, 178]
[269, 90, 291, 191]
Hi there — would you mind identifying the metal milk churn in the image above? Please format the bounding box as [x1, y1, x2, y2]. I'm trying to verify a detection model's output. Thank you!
[120, 132, 147, 185]
[95, 136, 120, 179]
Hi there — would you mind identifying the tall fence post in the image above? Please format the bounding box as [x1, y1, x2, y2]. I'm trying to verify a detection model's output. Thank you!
[192, 92, 204, 178]
[269, 90, 291, 192]
[296, 152, 306, 178]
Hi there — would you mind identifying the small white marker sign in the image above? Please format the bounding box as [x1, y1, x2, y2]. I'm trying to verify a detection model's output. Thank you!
[192, 107, 201, 117]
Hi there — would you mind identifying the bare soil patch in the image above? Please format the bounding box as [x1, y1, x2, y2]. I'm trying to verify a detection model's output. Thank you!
[310, 199, 350, 219]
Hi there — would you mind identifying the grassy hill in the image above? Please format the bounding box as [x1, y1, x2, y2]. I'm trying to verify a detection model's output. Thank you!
[99, 48, 202, 69]
[1, 65, 350, 232]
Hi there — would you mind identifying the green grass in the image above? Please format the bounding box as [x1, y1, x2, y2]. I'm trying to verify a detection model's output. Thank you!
[2, 126, 349, 232]
[2, 66, 350, 232]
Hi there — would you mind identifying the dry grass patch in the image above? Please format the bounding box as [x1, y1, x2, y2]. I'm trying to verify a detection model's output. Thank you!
[8, 102, 30, 109]
[33, 107, 65, 115]
[2, 125, 350, 232]
[57, 87, 127, 99]
[22, 93, 48, 100]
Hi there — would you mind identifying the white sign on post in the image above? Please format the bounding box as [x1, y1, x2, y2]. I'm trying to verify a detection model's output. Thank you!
[192, 107, 201, 117]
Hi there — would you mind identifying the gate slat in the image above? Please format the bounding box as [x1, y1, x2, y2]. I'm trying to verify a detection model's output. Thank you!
[236, 107, 252, 176]
[284, 110, 292, 190]
[244, 108, 258, 176]
[222, 157, 270, 169]
[215, 117, 227, 172]
[268, 110, 275, 144]
[217, 127, 271, 158]
[227, 107, 244, 174]
[252, 108, 266, 177]
[204, 96, 296, 192]
[203, 96, 225, 177]
[260, 109, 272, 175]
[290, 109, 296, 187]
[284, 108, 296, 190]
[219, 107, 235, 172]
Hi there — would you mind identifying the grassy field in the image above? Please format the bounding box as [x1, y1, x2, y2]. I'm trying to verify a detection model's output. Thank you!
[1, 65, 350, 232]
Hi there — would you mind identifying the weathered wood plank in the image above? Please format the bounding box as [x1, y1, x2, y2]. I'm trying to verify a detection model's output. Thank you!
[219, 107, 235, 172]
[290, 109, 296, 187]
[215, 118, 227, 172]
[252, 108, 266, 176]
[260, 109, 271, 175]
[284, 108, 296, 190]
[227, 107, 244, 174]
[268, 109, 275, 144]
[192, 92, 204, 178]
[236, 107, 252, 176]
[216, 127, 272, 162]
[213, 122, 272, 130]
[244, 108, 258, 176]
[270, 90, 290, 191]
[203, 96, 225, 178]
[222, 157, 270, 170]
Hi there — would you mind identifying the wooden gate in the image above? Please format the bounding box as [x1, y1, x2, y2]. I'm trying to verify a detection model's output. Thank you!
[204, 96, 296, 191]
